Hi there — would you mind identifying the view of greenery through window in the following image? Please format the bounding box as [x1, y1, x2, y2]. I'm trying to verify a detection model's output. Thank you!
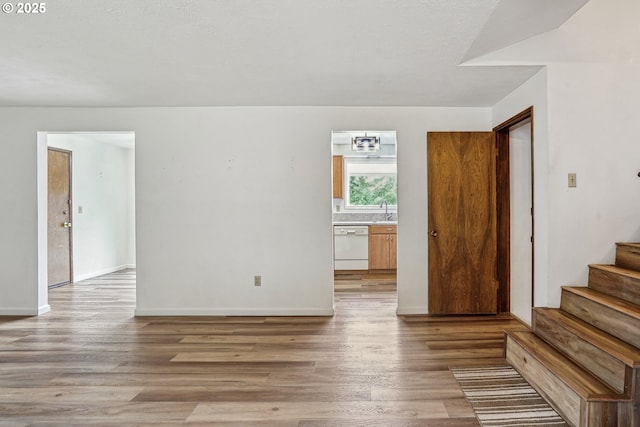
[349, 175, 397, 206]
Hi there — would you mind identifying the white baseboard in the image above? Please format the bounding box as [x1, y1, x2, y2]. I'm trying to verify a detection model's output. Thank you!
[396, 306, 428, 315]
[74, 265, 129, 282]
[0, 307, 38, 316]
[509, 311, 532, 327]
[125, 264, 136, 269]
[0, 304, 51, 316]
[134, 307, 335, 317]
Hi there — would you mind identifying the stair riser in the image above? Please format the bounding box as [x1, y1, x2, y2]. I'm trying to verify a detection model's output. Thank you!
[616, 245, 640, 271]
[506, 336, 581, 426]
[617, 399, 639, 427]
[561, 290, 640, 349]
[581, 401, 620, 427]
[589, 266, 640, 306]
[532, 310, 626, 394]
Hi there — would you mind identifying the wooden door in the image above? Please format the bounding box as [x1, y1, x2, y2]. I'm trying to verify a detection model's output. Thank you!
[427, 132, 497, 314]
[48, 148, 73, 287]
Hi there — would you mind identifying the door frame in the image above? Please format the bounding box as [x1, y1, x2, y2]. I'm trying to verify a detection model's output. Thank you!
[36, 130, 137, 316]
[47, 147, 74, 287]
[494, 106, 534, 313]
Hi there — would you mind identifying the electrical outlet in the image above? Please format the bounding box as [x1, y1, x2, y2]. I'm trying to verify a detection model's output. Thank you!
[568, 173, 577, 188]
[254, 275, 261, 286]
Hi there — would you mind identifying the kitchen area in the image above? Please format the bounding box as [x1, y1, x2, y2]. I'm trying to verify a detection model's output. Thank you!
[331, 131, 398, 279]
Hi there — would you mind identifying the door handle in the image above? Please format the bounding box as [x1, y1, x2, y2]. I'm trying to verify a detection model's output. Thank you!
[430, 230, 438, 237]
[63, 222, 72, 228]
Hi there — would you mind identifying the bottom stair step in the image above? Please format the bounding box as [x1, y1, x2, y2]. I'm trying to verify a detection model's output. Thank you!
[532, 307, 640, 394]
[506, 330, 628, 427]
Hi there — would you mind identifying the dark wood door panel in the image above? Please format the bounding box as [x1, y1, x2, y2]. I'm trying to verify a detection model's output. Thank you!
[427, 132, 497, 314]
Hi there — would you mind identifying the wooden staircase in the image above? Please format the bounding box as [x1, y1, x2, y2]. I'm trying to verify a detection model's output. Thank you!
[505, 242, 640, 427]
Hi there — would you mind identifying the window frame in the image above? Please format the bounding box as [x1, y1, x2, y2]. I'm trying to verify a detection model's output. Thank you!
[343, 156, 397, 211]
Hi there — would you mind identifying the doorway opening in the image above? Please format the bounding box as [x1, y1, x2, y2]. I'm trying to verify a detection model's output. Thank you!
[37, 132, 136, 313]
[495, 107, 535, 324]
[330, 131, 398, 296]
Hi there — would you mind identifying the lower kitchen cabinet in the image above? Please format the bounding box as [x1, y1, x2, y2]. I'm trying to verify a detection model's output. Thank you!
[368, 225, 397, 270]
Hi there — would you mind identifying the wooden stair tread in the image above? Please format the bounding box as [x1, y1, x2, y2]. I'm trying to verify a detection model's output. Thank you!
[616, 242, 640, 250]
[615, 242, 640, 272]
[507, 330, 627, 401]
[589, 264, 640, 280]
[563, 286, 640, 320]
[534, 307, 640, 367]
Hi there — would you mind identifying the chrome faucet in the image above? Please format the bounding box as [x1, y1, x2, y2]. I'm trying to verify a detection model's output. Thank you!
[380, 200, 392, 221]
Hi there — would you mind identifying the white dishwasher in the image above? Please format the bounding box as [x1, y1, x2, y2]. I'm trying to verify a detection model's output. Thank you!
[334, 225, 369, 270]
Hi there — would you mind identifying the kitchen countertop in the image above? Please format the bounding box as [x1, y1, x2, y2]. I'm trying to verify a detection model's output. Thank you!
[333, 221, 397, 226]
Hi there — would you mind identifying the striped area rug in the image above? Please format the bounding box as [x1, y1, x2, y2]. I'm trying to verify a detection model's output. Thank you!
[450, 366, 568, 427]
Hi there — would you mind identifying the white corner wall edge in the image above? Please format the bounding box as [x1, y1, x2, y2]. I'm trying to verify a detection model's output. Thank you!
[134, 308, 335, 317]
[396, 306, 428, 315]
[73, 265, 130, 282]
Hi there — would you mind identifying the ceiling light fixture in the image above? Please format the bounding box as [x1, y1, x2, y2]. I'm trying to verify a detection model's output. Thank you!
[352, 134, 380, 152]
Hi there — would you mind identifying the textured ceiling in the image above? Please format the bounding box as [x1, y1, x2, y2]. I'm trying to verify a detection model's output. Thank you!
[0, 0, 588, 107]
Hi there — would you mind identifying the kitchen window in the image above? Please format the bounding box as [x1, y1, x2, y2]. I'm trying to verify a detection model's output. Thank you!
[344, 157, 397, 209]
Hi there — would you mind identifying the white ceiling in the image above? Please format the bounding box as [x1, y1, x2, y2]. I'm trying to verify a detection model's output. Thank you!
[0, 0, 588, 107]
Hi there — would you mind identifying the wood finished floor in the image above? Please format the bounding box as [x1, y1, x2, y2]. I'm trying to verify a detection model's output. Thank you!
[0, 270, 528, 426]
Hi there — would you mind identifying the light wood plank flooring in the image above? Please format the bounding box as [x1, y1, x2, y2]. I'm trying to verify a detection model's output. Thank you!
[0, 270, 527, 426]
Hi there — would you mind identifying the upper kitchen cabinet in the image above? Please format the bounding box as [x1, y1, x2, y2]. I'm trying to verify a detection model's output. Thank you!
[332, 155, 343, 199]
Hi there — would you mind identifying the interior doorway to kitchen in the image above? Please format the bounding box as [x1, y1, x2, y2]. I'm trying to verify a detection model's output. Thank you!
[331, 131, 398, 295]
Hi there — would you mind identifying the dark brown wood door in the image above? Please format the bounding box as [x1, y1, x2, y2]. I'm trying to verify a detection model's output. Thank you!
[48, 148, 73, 287]
[427, 132, 497, 314]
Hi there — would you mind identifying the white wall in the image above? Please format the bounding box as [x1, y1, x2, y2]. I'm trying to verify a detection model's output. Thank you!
[493, 68, 549, 310]
[544, 61, 640, 306]
[0, 118, 39, 315]
[542, 0, 640, 306]
[509, 120, 533, 324]
[0, 107, 490, 316]
[47, 134, 136, 281]
[490, 0, 640, 308]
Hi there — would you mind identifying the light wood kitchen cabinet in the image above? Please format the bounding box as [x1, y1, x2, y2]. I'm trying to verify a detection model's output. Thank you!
[332, 155, 343, 199]
[369, 224, 397, 270]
